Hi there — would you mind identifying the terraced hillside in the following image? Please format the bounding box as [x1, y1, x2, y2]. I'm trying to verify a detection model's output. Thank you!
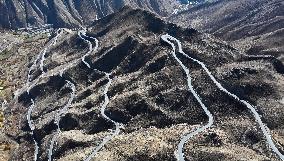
[1, 6, 284, 161]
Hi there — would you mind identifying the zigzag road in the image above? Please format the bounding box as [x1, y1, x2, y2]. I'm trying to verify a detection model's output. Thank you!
[161, 34, 284, 161]
[48, 80, 76, 161]
[26, 99, 39, 161]
[161, 34, 214, 161]
[27, 28, 67, 83]
[78, 28, 122, 161]
[25, 29, 66, 161]
[24, 28, 74, 161]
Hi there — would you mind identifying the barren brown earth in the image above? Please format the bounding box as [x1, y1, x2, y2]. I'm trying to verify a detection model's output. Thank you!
[1, 6, 284, 161]
[169, 0, 284, 63]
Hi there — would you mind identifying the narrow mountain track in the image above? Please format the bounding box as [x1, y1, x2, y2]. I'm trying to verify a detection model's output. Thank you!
[78, 28, 99, 69]
[3, 6, 284, 161]
[162, 34, 284, 161]
[27, 28, 64, 83]
[27, 51, 43, 84]
[23, 28, 76, 161]
[48, 80, 76, 161]
[24, 29, 66, 161]
[83, 73, 122, 161]
[38, 28, 78, 161]
[26, 99, 39, 161]
[14, 28, 68, 99]
[15, 28, 73, 94]
[78, 28, 122, 161]
[161, 34, 214, 161]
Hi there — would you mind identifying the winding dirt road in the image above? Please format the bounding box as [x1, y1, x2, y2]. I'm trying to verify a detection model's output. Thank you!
[48, 80, 76, 161]
[161, 34, 214, 161]
[78, 28, 122, 161]
[161, 34, 284, 161]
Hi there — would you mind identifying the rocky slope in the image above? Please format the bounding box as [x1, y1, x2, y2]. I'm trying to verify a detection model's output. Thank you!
[1, 6, 284, 161]
[169, 0, 284, 61]
[0, 0, 180, 29]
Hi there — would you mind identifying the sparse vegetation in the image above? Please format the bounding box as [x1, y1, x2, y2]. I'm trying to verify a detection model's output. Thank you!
[0, 49, 12, 60]
[23, 33, 49, 43]
[0, 1, 283, 161]
[0, 113, 3, 128]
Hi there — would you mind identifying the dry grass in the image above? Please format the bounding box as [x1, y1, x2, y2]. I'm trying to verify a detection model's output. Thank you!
[0, 113, 3, 128]
[0, 143, 12, 161]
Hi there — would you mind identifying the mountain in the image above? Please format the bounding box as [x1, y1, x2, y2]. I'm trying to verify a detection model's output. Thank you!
[169, 0, 284, 62]
[0, 0, 180, 29]
[1, 6, 284, 161]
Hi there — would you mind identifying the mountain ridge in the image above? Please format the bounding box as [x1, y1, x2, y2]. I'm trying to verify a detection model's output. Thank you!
[169, 0, 284, 61]
[0, 0, 181, 29]
[1, 6, 284, 161]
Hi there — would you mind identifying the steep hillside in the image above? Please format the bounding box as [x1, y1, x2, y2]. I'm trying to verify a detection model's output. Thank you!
[1, 6, 284, 161]
[0, 0, 180, 29]
[169, 0, 284, 61]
